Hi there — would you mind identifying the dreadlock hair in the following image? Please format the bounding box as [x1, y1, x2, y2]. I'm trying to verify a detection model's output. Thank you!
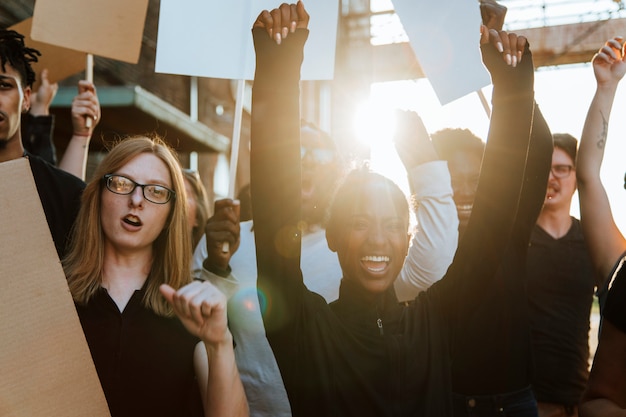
[0, 29, 40, 88]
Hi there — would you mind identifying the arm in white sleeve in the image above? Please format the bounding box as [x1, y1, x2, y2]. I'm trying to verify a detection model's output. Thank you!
[394, 161, 458, 302]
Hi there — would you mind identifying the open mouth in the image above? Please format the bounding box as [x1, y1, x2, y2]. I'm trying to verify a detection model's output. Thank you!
[123, 214, 142, 227]
[546, 185, 558, 200]
[361, 255, 389, 273]
[456, 203, 473, 214]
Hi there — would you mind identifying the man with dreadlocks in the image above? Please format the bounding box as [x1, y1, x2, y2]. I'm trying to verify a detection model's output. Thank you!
[0, 28, 85, 258]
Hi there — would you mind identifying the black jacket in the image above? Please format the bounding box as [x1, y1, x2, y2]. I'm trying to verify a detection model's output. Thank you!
[251, 27, 550, 417]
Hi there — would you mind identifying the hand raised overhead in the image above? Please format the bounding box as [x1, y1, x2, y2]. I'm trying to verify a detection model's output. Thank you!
[480, 25, 527, 67]
[480, 0, 507, 32]
[253, 1, 309, 45]
[592, 36, 626, 87]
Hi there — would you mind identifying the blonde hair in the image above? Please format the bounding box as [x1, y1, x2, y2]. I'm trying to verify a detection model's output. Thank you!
[182, 169, 210, 249]
[63, 135, 191, 316]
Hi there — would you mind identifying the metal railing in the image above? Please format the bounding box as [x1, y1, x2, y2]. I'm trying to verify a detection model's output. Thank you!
[364, 0, 626, 45]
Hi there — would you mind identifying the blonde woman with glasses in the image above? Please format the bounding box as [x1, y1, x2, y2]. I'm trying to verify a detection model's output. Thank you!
[63, 135, 248, 417]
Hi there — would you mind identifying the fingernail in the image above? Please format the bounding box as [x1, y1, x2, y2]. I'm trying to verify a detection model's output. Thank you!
[291, 21, 297, 33]
[275, 32, 282, 45]
[505, 53, 511, 65]
[518, 51, 523, 63]
[497, 42, 503, 53]
[512, 55, 517, 67]
[282, 27, 288, 39]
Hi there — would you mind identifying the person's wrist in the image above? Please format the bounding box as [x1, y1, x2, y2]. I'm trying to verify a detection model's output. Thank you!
[203, 258, 231, 277]
[29, 109, 49, 116]
[72, 131, 92, 138]
[596, 80, 620, 94]
[204, 329, 234, 353]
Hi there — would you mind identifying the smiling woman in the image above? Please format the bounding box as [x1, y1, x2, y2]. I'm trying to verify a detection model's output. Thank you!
[326, 167, 411, 295]
[250, 2, 547, 416]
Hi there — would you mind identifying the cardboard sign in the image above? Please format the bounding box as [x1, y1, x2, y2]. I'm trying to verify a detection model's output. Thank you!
[0, 159, 110, 417]
[31, 0, 149, 64]
[155, 0, 339, 80]
[392, 0, 491, 105]
[9, 18, 86, 92]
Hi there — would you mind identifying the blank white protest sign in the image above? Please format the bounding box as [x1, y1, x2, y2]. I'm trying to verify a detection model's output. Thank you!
[155, 0, 339, 81]
[392, 0, 491, 105]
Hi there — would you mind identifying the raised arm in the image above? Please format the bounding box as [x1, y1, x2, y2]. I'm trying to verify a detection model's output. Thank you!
[58, 80, 100, 180]
[578, 38, 626, 417]
[577, 37, 626, 282]
[436, 28, 537, 309]
[251, 2, 310, 330]
[192, 198, 241, 299]
[392, 110, 458, 300]
[21, 68, 58, 165]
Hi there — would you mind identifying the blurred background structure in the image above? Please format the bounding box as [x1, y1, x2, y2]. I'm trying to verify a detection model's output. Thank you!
[1, 0, 625, 206]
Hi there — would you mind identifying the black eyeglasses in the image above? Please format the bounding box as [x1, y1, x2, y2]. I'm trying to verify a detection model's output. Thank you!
[103, 174, 175, 204]
[551, 164, 574, 179]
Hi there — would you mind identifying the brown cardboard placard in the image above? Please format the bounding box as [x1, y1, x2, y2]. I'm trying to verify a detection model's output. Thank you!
[0, 158, 110, 417]
[31, 0, 149, 64]
[9, 18, 86, 92]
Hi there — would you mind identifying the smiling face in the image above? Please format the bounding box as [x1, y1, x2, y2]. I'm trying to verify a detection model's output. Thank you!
[0, 64, 29, 155]
[100, 153, 173, 256]
[544, 147, 576, 210]
[327, 173, 410, 295]
[447, 150, 482, 237]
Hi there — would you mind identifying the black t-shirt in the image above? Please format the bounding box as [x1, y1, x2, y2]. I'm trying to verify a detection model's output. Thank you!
[526, 219, 595, 404]
[76, 287, 203, 417]
[27, 153, 84, 259]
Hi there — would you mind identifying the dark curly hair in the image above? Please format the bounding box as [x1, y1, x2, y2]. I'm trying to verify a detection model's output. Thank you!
[0, 29, 40, 87]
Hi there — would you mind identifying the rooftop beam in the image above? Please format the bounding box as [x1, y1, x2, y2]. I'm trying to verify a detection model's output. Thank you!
[367, 17, 626, 82]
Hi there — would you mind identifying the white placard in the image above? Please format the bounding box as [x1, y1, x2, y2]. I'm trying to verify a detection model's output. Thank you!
[392, 0, 491, 105]
[155, 0, 339, 81]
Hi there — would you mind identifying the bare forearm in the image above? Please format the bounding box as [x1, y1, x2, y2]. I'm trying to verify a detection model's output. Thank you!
[199, 339, 249, 417]
[59, 134, 90, 180]
[578, 83, 618, 186]
[578, 82, 626, 280]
